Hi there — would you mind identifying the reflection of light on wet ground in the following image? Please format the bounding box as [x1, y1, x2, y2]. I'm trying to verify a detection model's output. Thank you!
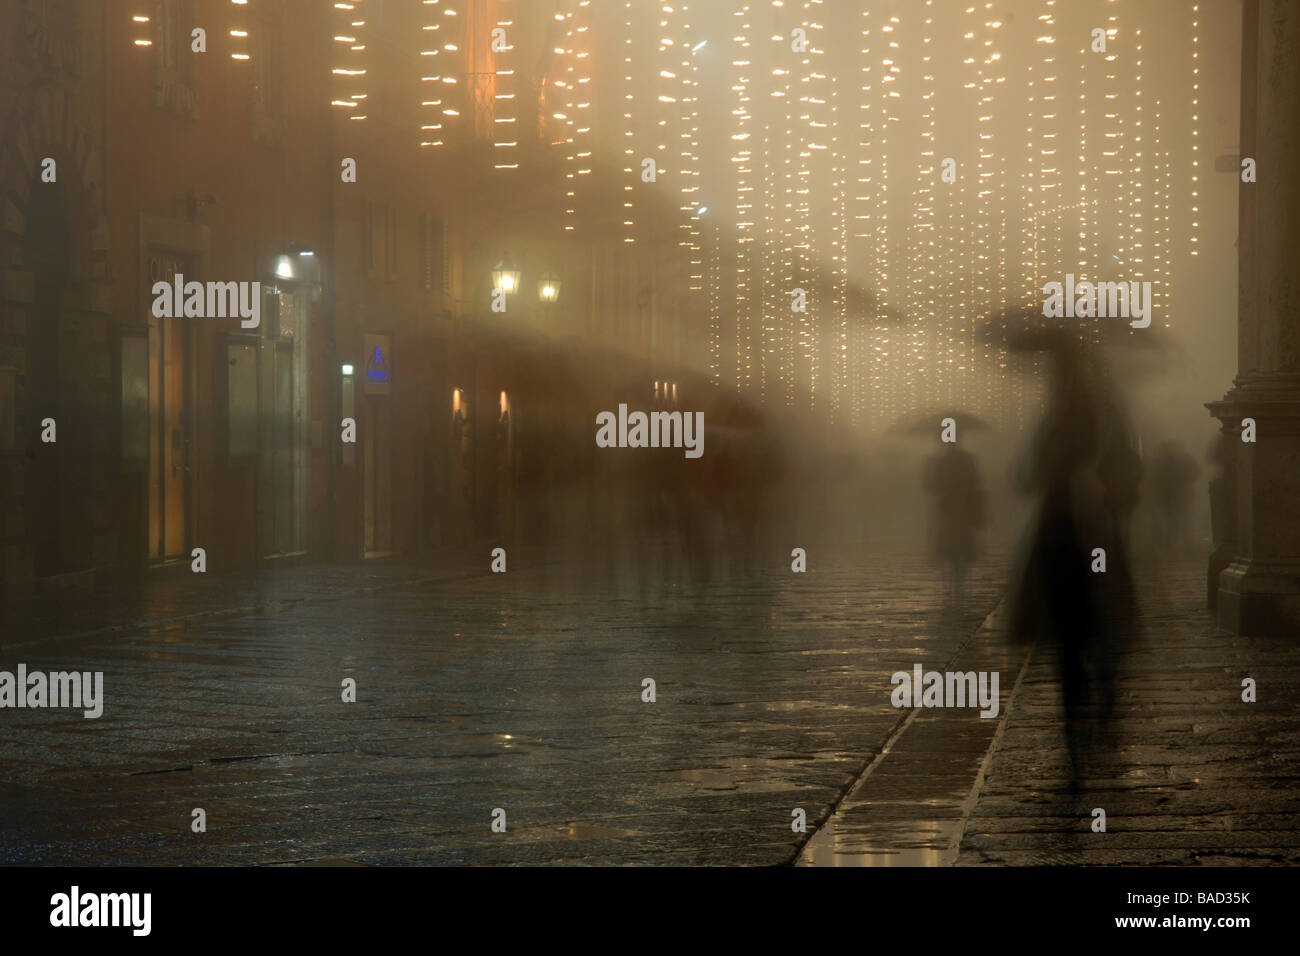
[749, 700, 859, 713]
[292, 858, 370, 867]
[454, 823, 644, 845]
[564, 824, 640, 839]
[665, 754, 833, 795]
[797, 815, 959, 866]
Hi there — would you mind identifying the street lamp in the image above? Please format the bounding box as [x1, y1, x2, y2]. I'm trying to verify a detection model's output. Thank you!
[271, 244, 322, 295]
[538, 273, 561, 303]
[491, 255, 520, 296]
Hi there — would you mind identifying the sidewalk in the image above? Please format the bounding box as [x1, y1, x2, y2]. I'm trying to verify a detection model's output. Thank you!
[796, 593, 1029, 865]
[957, 553, 1300, 865]
[798, 551, 1300, 866]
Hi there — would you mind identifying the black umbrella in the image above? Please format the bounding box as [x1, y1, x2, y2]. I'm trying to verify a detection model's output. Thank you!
[980, 303, 1174, 356]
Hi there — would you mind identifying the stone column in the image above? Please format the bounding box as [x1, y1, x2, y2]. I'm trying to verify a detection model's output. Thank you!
[1207, 0, 1300, 635]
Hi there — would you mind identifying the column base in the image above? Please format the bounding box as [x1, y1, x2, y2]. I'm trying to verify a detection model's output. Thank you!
[1207, 373, 1300, 636]
[1207, 545, 1235, 610]
[1216, 557, 1300, 636]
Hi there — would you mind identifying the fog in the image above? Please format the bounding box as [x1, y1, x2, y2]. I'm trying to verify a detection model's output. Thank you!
[517, 0, 1243, 577]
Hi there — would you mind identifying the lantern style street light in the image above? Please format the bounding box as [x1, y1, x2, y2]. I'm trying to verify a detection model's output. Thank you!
[491, 255, 520, 295]
[538, 273, 561, 303]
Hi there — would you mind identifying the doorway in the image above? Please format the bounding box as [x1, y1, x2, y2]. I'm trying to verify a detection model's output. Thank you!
[259, 287, 308, 559]
[362, 394, 393, 555]
[146, 251, 194, 563]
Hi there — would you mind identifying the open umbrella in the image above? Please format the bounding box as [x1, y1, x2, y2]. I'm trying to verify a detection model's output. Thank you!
[980, 303, 1175, 357]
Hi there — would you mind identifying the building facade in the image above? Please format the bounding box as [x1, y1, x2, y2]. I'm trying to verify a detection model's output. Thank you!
[0, 0, 708, 597]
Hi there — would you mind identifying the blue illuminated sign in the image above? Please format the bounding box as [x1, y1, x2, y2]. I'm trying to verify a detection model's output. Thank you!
[366, 345, 389, 385]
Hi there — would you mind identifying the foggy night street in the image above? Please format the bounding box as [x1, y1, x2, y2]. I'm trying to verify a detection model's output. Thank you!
[4, 0, 1300, 917]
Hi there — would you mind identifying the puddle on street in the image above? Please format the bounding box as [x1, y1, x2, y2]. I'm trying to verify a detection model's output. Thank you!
[797, 815, 961, 866]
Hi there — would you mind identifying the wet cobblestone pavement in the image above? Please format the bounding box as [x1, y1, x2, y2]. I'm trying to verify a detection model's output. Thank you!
[4, 550, 1294, 866]
[800, 552, 1300, 867]
[0, 551, 1002, 865]
[954, 554, 1300, 866]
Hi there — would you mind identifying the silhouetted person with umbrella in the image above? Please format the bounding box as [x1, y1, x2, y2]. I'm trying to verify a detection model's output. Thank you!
[1007, 337, 1141, 786]
[922, 441, 987, 607]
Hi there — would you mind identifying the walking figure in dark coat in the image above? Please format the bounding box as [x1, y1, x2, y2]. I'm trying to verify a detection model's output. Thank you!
[1007, 340, 1142, 785]
[922, 443, 987, 607]
[1147, 439, 1200, 551]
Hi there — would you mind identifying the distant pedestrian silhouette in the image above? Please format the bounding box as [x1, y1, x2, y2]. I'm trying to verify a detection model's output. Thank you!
[922, 443, 987, 607]
[1147, 439, 1200, 551]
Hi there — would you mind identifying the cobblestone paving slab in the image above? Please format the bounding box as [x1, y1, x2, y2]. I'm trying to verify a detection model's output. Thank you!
[0, 552, 1002, 865]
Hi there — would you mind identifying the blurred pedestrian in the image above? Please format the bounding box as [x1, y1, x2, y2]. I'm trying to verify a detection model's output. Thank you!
[1147, 439, 1200, 551]
[1007, 340, 1140, 785]
[922, 442, 987, 607]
